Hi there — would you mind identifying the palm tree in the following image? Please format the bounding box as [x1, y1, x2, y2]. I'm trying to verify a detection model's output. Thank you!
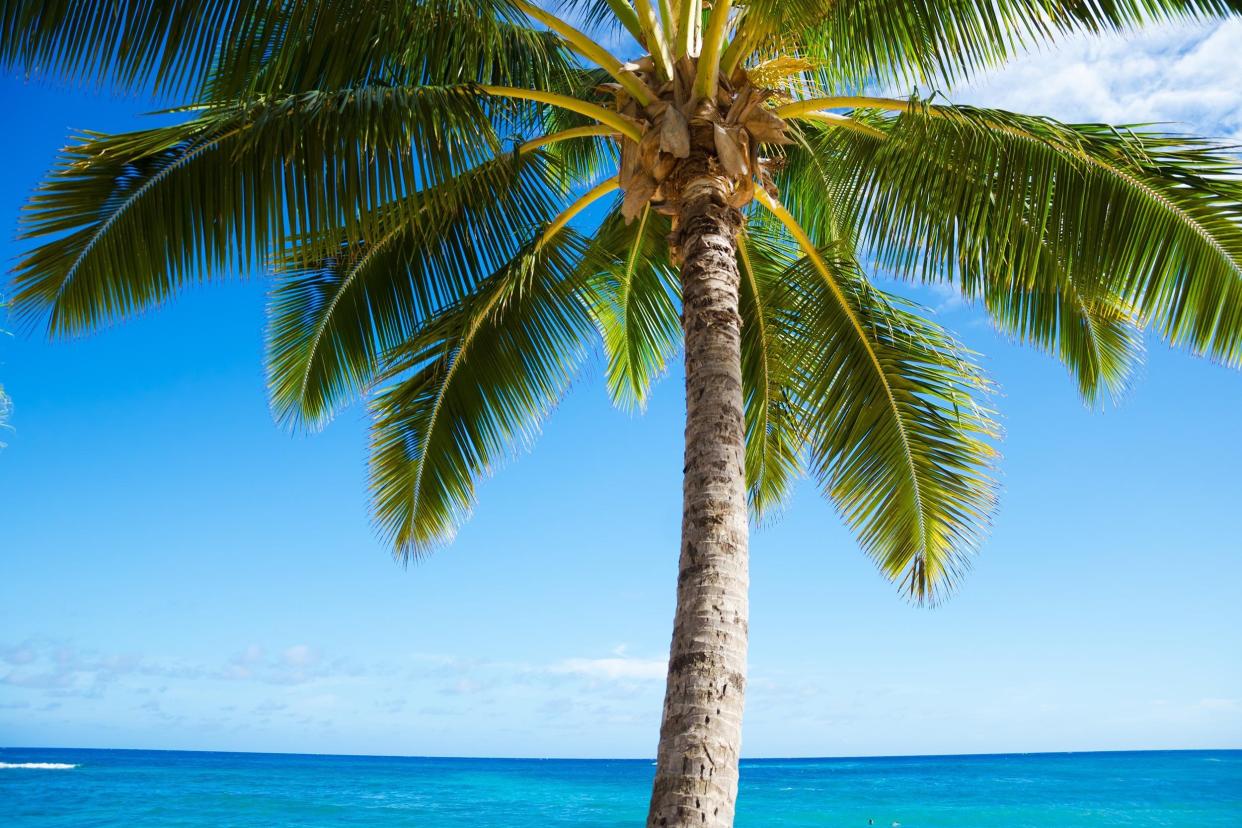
[5, 1, 1242, 824]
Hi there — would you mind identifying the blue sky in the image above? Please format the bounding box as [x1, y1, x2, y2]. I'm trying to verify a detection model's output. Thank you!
[1, 19, 1240, 759]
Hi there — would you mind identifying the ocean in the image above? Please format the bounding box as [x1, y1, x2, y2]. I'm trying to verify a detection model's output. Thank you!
[1, 748, 1238, 826]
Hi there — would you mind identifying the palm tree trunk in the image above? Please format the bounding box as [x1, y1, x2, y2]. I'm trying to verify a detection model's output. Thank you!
[647, 173, 749, 828]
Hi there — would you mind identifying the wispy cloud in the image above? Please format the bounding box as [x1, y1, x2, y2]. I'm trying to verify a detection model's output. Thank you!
[0, 638, 670, 732]
[549, 656, 667, 682]
[0, 638, 363, 697]
[951, 20, 1242, 139]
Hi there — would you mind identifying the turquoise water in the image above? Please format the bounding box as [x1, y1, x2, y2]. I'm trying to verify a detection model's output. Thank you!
[1, 748, 1238, 826]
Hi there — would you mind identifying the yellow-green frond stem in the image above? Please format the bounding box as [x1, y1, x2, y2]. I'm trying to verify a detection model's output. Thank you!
[538, 177, 621, 247]
[518, 124, 618, 153]
[775, 96, 923, 121]
[509, 0, 656, 105]
[633, 0, 675, 81]
[602, 0, 646, 44]
[692, 0, 732, 101]
[658, 0, 678, 43]
[755, 189, 897, 420]
[792, 111, 887, 140]
[478, 86, 643, 141]
[675, 0, 701, 58]
[718, 9, 759, 78]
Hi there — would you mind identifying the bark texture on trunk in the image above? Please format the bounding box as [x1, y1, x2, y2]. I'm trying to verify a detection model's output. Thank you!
[647, 174, 749, 828]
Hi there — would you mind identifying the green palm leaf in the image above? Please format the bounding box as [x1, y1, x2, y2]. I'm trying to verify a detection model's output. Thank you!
[267, 150, 573, 429]
[753, 0, 1240, 88]
[1, 0, 262, 94]
[977, 230, 1146, 402]
[534, 68, 623, 185]
[585, 205, 682, 411]
[779, 236, 998, 602]
[369, 231, 596, 557]
[737, 222, 805, 519]
[0, 0, 539, 96]
[782, 104, 1242, 397]
[203, 2, 576, 100]
[12, 84, 500, 335]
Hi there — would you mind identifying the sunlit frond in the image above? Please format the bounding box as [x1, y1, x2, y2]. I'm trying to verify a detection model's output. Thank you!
[749, 0, 1240, 89]
[758, 193, 998, 602]
[737, 222, 805, 518]
[267, 150, 574, 430]
[0, 0, 536, 96]
[978, 232, 1146, 403]
[584, 205, 682, 410]
[369, 231, 596, 557]
[508, 0, 657, 103]
[781, 102, 1242, 397]
[11, 85, 500, 336]
[795, 254, 998, 603]
[532, 67, 623, 184]
[203, 2, 578, 99]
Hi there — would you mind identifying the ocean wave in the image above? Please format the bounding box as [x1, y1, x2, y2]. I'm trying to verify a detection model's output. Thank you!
[0, 762, 79, 770]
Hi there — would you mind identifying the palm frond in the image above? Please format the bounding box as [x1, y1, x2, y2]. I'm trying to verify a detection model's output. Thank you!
[557, 0, 645, 44]
[532, 67, 622, 184]
[781, 103, 1242, 397]
[584, 204, 682, 411]
[0, 0, 542, 96]
[978, 226, 1146, 402]
[203, 2, 578, 100]
[12, 85, 500, 336]
[746, 0, 1240, 89]
[794, 251, 997, 602]
[737, 221, 806, 519]
[1, 0, 251, 94]
[369, 231, 596, 558]
[758, 193, 998, 603]
[267, 150, 575, 430]
[507, 0, 657, 104]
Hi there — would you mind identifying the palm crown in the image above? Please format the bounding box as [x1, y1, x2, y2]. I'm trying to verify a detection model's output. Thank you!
[6, 2, 1242, 825]
[8, 1, 1242, 602]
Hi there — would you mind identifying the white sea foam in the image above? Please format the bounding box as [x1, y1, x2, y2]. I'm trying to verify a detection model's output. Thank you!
[0, 762, 78, 770]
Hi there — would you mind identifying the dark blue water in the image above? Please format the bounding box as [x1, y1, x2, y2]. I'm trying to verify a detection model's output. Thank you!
[1, 748, 1238, 826]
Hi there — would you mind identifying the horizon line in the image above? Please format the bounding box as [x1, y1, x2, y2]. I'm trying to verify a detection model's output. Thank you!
[4, 745, 1238, 763]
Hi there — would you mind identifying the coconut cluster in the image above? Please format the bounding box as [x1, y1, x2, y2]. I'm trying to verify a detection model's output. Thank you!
[608, 58, 793, 222]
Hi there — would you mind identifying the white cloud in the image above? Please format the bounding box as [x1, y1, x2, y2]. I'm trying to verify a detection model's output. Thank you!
[238, 645, 264, 664]
[0, 638, 359, 695]
[947, 19, 1242, 139]
[551, 656, 667, 681]
[282, 645, 319, 668]
[1195, 697, 1239, 712]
